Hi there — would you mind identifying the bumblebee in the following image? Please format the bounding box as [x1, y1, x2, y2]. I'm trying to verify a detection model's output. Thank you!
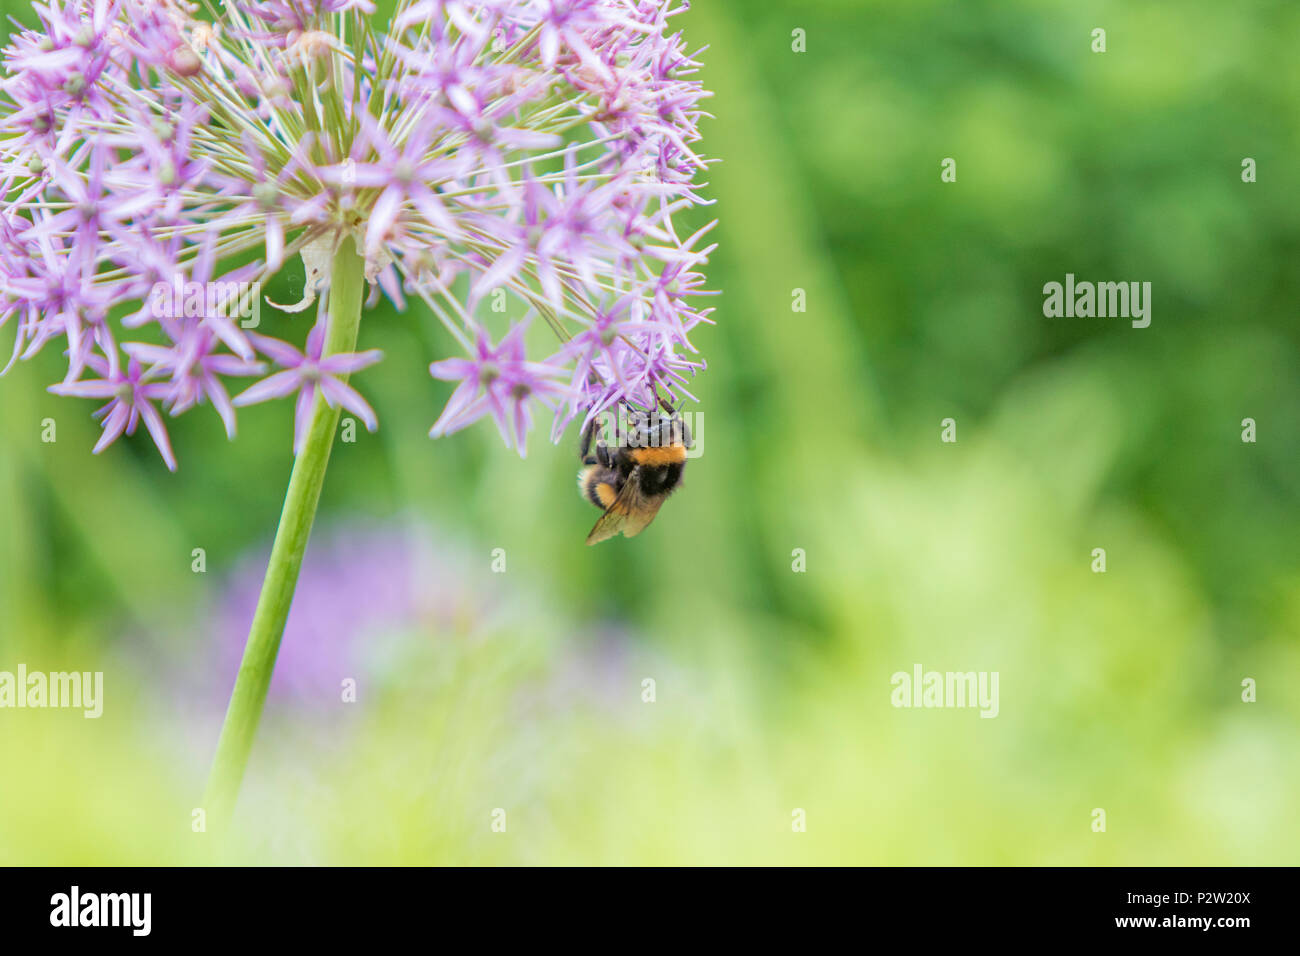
[578, 405, 692, 545]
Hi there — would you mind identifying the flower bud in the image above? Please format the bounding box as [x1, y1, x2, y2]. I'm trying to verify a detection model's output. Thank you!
[167, 46, 202, 77]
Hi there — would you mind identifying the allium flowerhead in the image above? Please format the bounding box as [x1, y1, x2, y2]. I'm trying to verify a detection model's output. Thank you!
[0, 0, 715, 466]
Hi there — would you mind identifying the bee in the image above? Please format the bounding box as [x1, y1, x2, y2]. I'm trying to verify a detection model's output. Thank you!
[578, 404, 692, 545]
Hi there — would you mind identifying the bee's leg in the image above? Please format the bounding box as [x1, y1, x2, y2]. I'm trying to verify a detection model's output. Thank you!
[579, 415, 600, 464]
[595, 439, 616, 469]
[678, 416, 692, 449]
[607, 406, 624, 450]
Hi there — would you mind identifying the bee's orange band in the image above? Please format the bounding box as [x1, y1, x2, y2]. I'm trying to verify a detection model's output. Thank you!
[629, 444, 687, 466]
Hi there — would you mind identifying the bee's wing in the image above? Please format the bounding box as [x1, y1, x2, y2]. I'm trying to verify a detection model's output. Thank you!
[585, 469, 665, 545]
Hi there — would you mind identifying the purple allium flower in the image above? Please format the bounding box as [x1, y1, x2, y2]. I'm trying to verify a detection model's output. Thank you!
[234, 317, 383, 453]
[428, 321, 571, 455]
[48, 350, 178, 469]
[0, 0, 715, 466]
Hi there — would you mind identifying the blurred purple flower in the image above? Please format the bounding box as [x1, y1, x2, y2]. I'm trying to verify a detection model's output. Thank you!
[199, 520, 674, 716]
[211, 522, 478, 707]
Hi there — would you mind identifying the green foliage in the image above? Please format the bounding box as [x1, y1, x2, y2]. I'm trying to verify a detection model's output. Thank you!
[0, 0, 1296, 864]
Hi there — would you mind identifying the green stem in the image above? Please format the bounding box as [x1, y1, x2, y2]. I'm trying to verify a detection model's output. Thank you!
[204, 237, 366, 826]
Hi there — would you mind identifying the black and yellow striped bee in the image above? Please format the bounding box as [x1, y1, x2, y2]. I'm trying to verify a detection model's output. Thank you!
[578, 405, 692, 545]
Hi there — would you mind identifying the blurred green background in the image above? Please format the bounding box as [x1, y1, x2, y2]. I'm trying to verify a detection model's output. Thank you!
[2, 0, 1298, 865]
